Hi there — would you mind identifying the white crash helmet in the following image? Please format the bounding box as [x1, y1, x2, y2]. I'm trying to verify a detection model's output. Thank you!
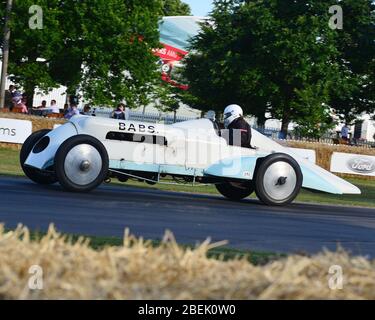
[223, 104, 243, 128]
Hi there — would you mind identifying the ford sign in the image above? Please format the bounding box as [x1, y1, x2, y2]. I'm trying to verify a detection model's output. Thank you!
[347, 157, 375, 174]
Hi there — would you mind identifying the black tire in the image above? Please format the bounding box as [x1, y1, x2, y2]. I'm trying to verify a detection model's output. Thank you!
[216, 181, 254, 200]
[20, 129, 58, 185]
[55, 135, 109, 192]
[254, 153, 303, 206]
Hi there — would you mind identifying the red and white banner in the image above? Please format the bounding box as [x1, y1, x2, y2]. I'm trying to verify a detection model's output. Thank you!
[154, 43, 188, 61]
[154, 43, 189, 90]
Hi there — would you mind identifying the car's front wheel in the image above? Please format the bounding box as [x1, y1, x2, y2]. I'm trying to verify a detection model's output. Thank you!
[55, 135, 109, 192]
[20, 129, 58, 185]
[216, 182, 254, 200]
[254, 153, 302, 206]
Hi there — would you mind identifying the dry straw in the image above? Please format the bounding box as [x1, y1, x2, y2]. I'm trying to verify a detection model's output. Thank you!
[0, 224, 374, 300]
[0, 113, 66, 132]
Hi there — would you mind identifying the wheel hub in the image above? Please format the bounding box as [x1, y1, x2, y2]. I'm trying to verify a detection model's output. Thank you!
[276, 176, 287, 186]
[263, 162, 297, 201]
[80, 160, 91, 172]
[64, 144, 102, 185]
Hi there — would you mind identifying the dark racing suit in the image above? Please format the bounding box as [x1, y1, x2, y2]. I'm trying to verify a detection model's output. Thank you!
[226, 117, 252, 148]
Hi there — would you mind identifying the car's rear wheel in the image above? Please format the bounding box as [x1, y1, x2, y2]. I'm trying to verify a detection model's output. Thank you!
[216, 182, 254, 200]
[20, 129, 58, 185]
[55, 135, 109, 192]
[254, 153, 302, 206]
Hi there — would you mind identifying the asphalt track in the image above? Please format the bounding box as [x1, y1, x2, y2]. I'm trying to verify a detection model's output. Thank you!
[0, 176, 374, 256]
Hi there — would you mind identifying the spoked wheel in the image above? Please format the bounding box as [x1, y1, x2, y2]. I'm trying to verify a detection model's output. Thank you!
[55, 135, 109, 192]
[216, 181, 254, 201]
[254, 153, 302, 206]
[20, 129, 58, 185]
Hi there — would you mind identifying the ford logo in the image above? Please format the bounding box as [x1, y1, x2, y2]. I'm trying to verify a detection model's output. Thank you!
[347, 157, 375, 174]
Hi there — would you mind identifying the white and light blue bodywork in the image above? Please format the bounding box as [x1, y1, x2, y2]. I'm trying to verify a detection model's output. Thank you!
[25, 116, 360, 195]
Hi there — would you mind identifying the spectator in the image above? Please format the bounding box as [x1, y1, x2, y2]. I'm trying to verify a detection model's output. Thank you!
[64, 104, 80, 120]
[111, 103, 127, 120]
[19, 97, 28, 114]
[37, 100, 47, 109]
[4, 85, 15, 110]
[12, 92, 28, 113]
[12, 91, 22, 106]
[63, 103, 69, 115]
[81, 104, 93, 116]
[50, 99, 59, 114]
[341, 124, 350, 142]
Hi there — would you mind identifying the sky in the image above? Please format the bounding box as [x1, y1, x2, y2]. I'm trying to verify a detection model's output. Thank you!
[184, 0, 213, 17]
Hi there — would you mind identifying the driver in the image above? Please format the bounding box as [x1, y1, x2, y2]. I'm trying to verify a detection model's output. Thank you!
[223, 104, 252, 148]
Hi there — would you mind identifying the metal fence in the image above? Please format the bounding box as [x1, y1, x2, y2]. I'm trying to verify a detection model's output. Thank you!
[254, 126, 374, 148]
[93, 107, 198, 124]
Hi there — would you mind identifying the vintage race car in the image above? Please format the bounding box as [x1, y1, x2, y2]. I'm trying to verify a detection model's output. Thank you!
[20, 116, 360, 206]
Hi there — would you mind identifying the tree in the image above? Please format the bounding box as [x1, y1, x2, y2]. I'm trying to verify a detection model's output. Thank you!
[162, 0, 191, 16]
[0, 0, 164, 108]
[58, 0, 163, 107]
[1, 0, 65, 108]
[182, 0, 374, 136]
[328, 0, 375, 124]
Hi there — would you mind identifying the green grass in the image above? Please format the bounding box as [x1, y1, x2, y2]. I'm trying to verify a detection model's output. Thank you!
[0, 147, 23, 176]
[297, 180, 375, 208]
[1, 146, 374, 207]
